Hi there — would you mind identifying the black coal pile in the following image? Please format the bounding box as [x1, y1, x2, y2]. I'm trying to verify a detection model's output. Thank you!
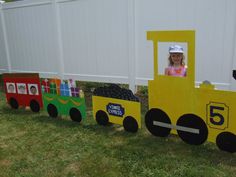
[93, 84, 139, 102]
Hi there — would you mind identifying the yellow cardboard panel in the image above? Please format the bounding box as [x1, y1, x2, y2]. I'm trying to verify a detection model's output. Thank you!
[92, 96, 141, 128]
[146, 30, 236, 146]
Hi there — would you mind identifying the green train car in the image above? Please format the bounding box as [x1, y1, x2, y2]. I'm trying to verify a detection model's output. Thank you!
[43, 93, 86, 122]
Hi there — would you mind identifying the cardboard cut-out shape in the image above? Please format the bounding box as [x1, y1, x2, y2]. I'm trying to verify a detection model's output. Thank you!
[42, 78, 86, 122]
[3, 73, 86, 122]
[233, 70, 236, 80]
[3, 73, 43, 112]
[60, 82, 70, 96]
[92, 96, 141, 133]
[50, 78, 61, 95]
[6, 82, 16, 93]
[28, 84, 39, 95]
[145, 30, 236, 152]
[43, 93, 86, 123]
[41, 79, 50, 93]
[92, 84, 141, 132]
[17, 83, 27, 95]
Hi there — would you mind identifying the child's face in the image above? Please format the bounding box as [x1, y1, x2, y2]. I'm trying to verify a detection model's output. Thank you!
[30, 87, 37, 94]
[8, 85, 14, 92]
[170, 53, 183, 65]
[19, 86, 25, 93]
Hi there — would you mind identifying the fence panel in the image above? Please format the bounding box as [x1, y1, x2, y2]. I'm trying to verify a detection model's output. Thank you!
[2, 0, 60, 77]
[58, 0, 131, 83]
[135, 0, 236, 90]
[0, 0, 236, 91]
[0, 6, 8, 73]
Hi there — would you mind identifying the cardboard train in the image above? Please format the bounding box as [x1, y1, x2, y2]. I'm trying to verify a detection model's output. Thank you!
[2, 31, 236, 153]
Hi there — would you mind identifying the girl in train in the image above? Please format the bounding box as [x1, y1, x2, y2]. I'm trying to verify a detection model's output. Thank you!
[165, 45, 187, 77]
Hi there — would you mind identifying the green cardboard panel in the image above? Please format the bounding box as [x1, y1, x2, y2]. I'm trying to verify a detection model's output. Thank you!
[43, 93, 86, 119]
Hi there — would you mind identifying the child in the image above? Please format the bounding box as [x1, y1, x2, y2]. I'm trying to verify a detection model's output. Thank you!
[7, 83, 15, 93]
[165, 45, 187, 77]
[30, 85, 37, 95]
[17, 84, 26, 94]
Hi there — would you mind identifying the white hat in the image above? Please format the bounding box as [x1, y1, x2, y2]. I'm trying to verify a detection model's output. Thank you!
[169, 45, 184, 53]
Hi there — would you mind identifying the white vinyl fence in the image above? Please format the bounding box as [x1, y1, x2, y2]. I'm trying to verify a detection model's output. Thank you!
[0, 0, 236, 91]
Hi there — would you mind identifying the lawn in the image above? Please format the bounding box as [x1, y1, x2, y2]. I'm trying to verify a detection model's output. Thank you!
[0, 91, 236, 177]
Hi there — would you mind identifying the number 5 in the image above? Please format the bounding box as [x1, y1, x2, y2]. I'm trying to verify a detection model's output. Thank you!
[210, 106, 224, 125]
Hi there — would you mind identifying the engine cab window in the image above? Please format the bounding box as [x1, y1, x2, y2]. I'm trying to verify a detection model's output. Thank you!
[158, 42, 188, 77]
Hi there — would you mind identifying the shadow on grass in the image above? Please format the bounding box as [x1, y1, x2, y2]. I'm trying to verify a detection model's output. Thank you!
[30, 114, 133, 136]
[1, 104, 236, 168]
[1, 106, 134, 134]
[1, 106, 31, 114]
[13, 112, 236, 164]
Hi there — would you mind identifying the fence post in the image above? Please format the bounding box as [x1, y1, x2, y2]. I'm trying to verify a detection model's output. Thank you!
[52, 0, 64, 80]
[127, 0, 136, 93]
[230, 26, 236, 90]
[0, 2, 11, 73]
[229, 0, 236, 91]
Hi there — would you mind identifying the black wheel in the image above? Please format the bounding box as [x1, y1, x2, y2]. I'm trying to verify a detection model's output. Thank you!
[123, 116, 138, 133]
[9, 98, 19, 109]
[30, 100, 40, 113]
[96, 110, 109, 126]
[47, 104, 58, 118]
[145, 108, 172, 137]
[216, 132, 236, 153]
[176, 114, 208, 145]
[69, 108, 82, 123]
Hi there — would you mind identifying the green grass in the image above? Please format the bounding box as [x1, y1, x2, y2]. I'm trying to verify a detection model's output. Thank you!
[0, 91, 236, 177]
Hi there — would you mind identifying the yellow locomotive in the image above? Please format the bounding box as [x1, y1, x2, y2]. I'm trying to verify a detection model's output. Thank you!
[145, 30, 236, 153]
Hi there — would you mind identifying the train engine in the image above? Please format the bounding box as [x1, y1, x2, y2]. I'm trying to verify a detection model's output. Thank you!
[145, 30, 236, 153]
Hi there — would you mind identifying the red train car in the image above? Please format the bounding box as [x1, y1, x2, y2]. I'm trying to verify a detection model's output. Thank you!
[3, 73, 43, 112]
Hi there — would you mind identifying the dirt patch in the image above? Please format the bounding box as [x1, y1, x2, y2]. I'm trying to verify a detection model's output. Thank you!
[0, 159, 11, 167]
